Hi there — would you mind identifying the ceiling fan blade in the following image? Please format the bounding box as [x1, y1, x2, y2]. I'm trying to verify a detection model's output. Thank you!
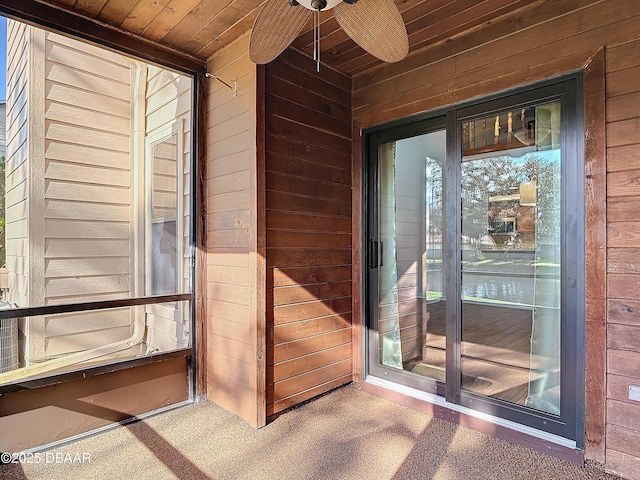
[334, 0, 408, 63]
[249, 0, 312, 64]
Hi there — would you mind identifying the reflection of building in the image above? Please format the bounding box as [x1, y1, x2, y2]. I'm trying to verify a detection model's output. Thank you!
[4, 24, 191, 366]
[0, 100, 6, 268]
[0, 101, 6, 160]
[487, 194, 536, 250]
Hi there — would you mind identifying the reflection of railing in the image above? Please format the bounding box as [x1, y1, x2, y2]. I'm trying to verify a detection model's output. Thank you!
[461, 269, 559, 309]
[462, 270, 559, 279]
[0, 294, 191, 320]
[462, 107, 536, 156]
[0, 293, 192, 390]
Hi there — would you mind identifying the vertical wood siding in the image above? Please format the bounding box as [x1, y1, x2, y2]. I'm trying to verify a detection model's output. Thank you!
[351, 1, 639, 477]
[206, 34, 264, 426]
[264, 49, 352, 416]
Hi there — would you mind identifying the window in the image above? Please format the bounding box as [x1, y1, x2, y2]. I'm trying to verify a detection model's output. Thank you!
[0, 17, 195, 386]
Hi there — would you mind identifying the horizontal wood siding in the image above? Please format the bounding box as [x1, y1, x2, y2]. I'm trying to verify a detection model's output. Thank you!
[206, 34, 263, 426]
[42, 31, 135, 358]
[265, 49, 352, 416]
[351, 1, 638, 477]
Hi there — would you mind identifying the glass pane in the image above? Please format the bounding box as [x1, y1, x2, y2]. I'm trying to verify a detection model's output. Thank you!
[378, 130, 447, 383]
[460, 102, 561, 415]
[151, 220, 177, 295]
[150, 133, 179, 296]
[0, 301, 191, 386]
[151, 134, 178, 220]
[1, 22, 192, 308]
[0, 17, 193, 382]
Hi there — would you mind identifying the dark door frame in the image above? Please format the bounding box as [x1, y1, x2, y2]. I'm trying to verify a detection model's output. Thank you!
[363, 74, 585, 446]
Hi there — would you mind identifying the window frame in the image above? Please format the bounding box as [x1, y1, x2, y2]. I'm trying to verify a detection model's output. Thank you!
[0, 4, 203, 396]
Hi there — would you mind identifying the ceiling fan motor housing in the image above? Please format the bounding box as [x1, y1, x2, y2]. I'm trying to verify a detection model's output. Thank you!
[296, 0, 342, 10]
[291, 0, 358, 10]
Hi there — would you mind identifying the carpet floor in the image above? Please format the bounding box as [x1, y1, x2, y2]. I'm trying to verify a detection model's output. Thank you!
[1, 383, 620, 480]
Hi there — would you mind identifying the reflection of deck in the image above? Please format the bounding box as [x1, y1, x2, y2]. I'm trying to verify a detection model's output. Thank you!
[409, 301, 536, 406]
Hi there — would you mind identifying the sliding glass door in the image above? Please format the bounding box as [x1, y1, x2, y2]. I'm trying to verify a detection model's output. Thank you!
[460, 101, 561, 414]
[365, 78, 583, 443]
[374, 127, 447, 392]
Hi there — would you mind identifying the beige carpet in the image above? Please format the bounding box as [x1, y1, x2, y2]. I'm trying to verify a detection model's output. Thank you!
[1, 383, 619, 480]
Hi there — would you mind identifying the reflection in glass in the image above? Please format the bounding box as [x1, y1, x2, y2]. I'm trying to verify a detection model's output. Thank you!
[377, 131, 447, 384]
[460, 102, 561, 415]
[0, 301, 191, 386]
[0, 19, 193, 383]
[150, 134, 179, 296]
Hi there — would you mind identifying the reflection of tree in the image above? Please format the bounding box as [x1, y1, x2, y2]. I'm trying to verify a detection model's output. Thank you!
[535, 157, 561, 246]
[423, 152, 561, 255]
[461, 154, 560, 243]
[463, 157, 521, 240]
[425, 158, 442, 240]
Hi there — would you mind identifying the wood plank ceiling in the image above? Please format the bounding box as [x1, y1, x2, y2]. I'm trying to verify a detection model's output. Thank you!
[33, 0, 533, 77]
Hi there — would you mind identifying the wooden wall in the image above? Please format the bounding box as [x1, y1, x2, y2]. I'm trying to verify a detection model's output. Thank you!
[205, 34, 266, 427]
[605, 36, 640, 479]
[351, 1, 639, 478]
[264, 49, 353, 416]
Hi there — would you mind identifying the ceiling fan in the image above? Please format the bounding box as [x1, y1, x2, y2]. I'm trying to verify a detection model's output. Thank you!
[248, 0, 409, 70]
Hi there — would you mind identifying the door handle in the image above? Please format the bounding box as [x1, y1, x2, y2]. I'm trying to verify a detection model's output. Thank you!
[379, 240, 384, 267]
[369, 238, 378, 269]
